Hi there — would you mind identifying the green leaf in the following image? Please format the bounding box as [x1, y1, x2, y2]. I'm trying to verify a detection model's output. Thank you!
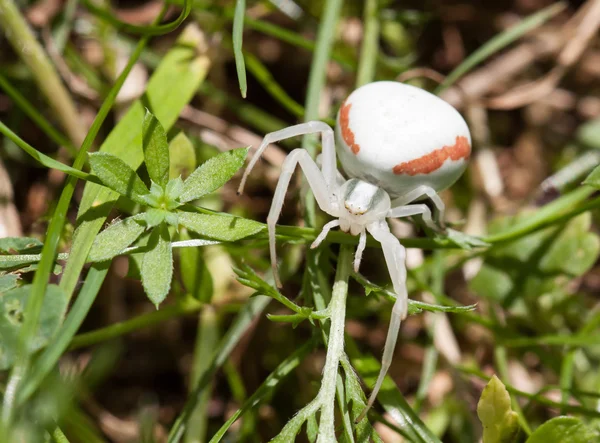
[88, 215, 146, 262]
[477, 375, 520, 443]
[0, 237, 43, 254]
[142, 110, 170, 187]
[89, 152, 149, 204]
[0, 285, 68, 370]
[526, 417, 600, 443]
[583, 165, 600, 188]
[169, 132, 196, 180]
[141, 225, 173, 307]
[469, 264, 514, 303]
[232, 0, 247, 98]
[340, 359, 382, 443]
[60, 24, 210, 297]
[180, 147, 249, 203]
[0, 274, 19, 293]
[144, 209, 169, 228]
[348, 339, 441, 443]
[539, 213, 600, 276]
[178, 211, 264, 241]
[166, 176, 184, 201]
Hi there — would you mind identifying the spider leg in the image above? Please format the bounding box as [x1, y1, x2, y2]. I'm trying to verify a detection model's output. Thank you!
[388, 204, 438, 232]
[267, 149, 337, 287]
[357, 220, 407, 422]
[390, 185, 446, 229]
[238, 121, 338, 194]
[311, 219, 340, 249]
[354, 230, 367, 272]
[316, 153, 345, 187]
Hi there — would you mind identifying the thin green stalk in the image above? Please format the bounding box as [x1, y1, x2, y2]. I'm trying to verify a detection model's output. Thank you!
[1, 26, 155, 428]
[355, 0, 379, 87]
[0, 121, 92, 182]
[17, 263, 111, 404]
[245, 52, 304, 117]
[69, 297, 202, 351]
[232, 0, 247, 98]
[483, 186, 596, 244]
[208, 339, 317, 443]
[167, 295, 271, 443]
[243, 16, 355, 70]
[316, 244, 352, 442]
[184, 307, 220, 443]
[0, 0, 86, 145]
[301, 0, 344, 158]
[0, 73, 76, 155]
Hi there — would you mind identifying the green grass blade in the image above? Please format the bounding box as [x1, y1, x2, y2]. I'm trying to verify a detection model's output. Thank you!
[347, 339, 441, 443]
[301, 0, 344, 157]
[68, 297, 202, 351]
[245, 53, 304, 117]
[435, 2, 567, 93]
[0, 121, 92, 181]
[1, 22, 155, 428]
[0, 73, 76, 155]
[233, 0, 247, 98]
[17, 262, 111, 405]
[209, 339, 316, 442]
[356, 0, 380, 87]
[167, 295, 271, 443]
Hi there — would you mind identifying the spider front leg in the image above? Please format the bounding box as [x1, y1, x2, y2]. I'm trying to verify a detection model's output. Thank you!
[238, 121, 338, 194]
[391, 185, 446, 229]
[266, 149, 337, 287]
[237, 122, 340, 287]
[358, 220, 408, 422]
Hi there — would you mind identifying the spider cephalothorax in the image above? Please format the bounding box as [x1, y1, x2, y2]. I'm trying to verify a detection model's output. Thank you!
[238, 81, 471, 418]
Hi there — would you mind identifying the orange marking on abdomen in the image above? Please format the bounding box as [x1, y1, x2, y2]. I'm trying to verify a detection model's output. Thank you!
[339, 100, 360, 154]
[392, 136, 471, 176]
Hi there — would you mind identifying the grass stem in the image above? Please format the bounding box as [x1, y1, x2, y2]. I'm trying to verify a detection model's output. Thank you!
[0, 0, 85, 145]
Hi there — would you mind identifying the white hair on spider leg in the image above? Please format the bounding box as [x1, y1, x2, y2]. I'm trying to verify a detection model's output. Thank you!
[237, 81, 471, 420]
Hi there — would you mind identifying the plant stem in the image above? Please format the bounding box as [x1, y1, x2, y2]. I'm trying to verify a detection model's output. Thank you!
[356, 0, 379, 87]
[316, 244, 352, 442]
[0, 0, 85, 146]
[69, 297, 202, 350]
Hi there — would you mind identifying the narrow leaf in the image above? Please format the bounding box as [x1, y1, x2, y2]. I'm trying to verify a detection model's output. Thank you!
[88, 215, 146, 262]
[233, 0, 248, 97]
[141, 225, 173, 307]
[143, 110, 170, 187]
[180, 147, 249, 203]
[178, 211, 264, 241]
[208, 340, 315, 443]
[477, 375, 520, 443]
[89, 152, 149, 204]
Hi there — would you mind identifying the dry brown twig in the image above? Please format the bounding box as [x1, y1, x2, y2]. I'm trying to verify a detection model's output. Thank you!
[486, 0, 600, 109]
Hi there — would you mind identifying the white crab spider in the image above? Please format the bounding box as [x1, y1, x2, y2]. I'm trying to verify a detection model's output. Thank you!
[238, 81, 471, 418]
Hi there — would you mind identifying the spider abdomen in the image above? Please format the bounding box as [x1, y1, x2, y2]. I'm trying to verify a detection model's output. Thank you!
[335, 81, 471, 199]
